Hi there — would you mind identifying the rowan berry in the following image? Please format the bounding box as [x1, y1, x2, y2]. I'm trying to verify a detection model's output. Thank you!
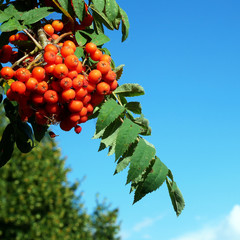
[64, 54, 79, 70]
[32, 67, 46, 82]
[79, 115, 88, 123]
[74, 125, 82, 134]
[44, 64, 56, 75]
[44, 90, 59, 104]
[72, 75, 84, 89]
[88, 69, 102, 84]
[53, 64, 69, 79]
[55, 55, 63, 64]
[110, 80, 118, 91]
[45, 44, 59, 54]
[85, 42, 97, 54]
[45, 102, 60, 114]
[0, 66, 14, 79]
[10, 81, 26, 95]
[61, 89, 76, 103]
[25, 77, 38, 91]
[68, 99, 83, 112]
[97, 82, 110, 95]
[9, 35, 16, 43]
[75, 87, 87, 100]
[79, 106, 87, 116]
[67, 70, 78, 79]
[52, 20, 64, 32]
[44, 51, 56, 64]
[31, 93, 45, 105]
[103, 70, 116, 82]
[36, 81, 48, 94]
[63, 40, 77, 52]
[100, 54, 111, 63]
[90, 92, 104, 106]
[44, 24, 54, 36]
[15, 68, 31, 82]
[61, 46, 75, 58]
[97, 61, 111, 75]
[90, 49, 102, 61]
[60, 77, 73, 90]
[15, 33, 28, 41]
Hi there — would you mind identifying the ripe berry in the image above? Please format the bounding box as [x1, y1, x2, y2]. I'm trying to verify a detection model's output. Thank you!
[44, 24, 54, 36]
[90, 49, 102, 61]
[32, 67, 46, 82]
[72, 75, 84, 89]
[44, 51, 56, 64]
[9, 35, 16, 43]
[31, 93, 45, 105]
[88, 69, 102, 84]
[110, 80, 118, 91]
[36, 81, 48, 94]
[61, 46, 74, 58]
[45, 103, 60, 114]
[85, 42, 97, 54]
[25, 77, 38, 91]
[55, 55, 63, 64]
[64, 54, 79, 70]
[52, 20, 64, 32]
[97, 61, 111, 74]
[74, 125, 82, 134]
[45, 44, 59, 54]
[15, 33, 28, 41]
[63, 40, 77, 52]
[61, 89, 76, 103]
[53, 64, 69, 79]
[75, 87, 87, 100]
[10, 81, 26, 95]
[0, 67, 14, 79]
[44, 90, 59, 104]
[68, 99, 83, 112]
[100, 54, 111, 63]
[97, 82, 110, 95]
[103, 70, 117, 82]
[60, 77, 73, 90]
[15, 68, 31, 82]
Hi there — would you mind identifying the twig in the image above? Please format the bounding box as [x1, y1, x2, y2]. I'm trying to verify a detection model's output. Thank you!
[53, 31, 73, 44]
[23, 29, 42, 50]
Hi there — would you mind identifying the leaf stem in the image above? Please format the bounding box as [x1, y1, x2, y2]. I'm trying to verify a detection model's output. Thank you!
[23, 29, 42, 50]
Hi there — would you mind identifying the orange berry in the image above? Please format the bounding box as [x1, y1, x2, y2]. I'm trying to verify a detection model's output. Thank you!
[97, 61, 111, 74]
[90, 49, 102, 61]
[15, 68, 31, 82]
[68, 99, 83, 113]
[61, 46, 75, 58]
[85, 42, 97, 54]
[61, 89, 76, 103]
[53, 64, 69, 79]
[10, 81, 26, 95]
[25, 77, 38, 91]
[63, 40, 77, 52]
[44, 90, 59, 104]
[0, 67, 14, 79]
[64, 54, 79, 70]
[32, 66, 46, 82]
[88, 69, 102, 84]
[52, 20, 64, 32]
[96, 82, 110, 95]
[44, 24, 54, 36]
[45, 44, 59, 54]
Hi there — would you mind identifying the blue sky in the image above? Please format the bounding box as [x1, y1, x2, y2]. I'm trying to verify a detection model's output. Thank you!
[50, 0, 240, 239]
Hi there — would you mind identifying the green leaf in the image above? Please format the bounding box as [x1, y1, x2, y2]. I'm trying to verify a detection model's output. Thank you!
[0, 10, 11, 23]
[28, 116, 48, 142]
[3, 98, 19, 122]
[92, 0, 105, 12]
[105, 0, 119, 22]
[96, 99, 125, 134]
[0, 93, 3, 103]
[91, 33, 110, 46]
[125, 102, 142, 115]
[115, 118, 141, 161]
[74, 46, 85, 59]
[134, 115, 152, 136]
[57, 0, 69, 10]
[93, 18, 104, 34]
[21, 7, 53, 25]
[127, 138, 156, 184]
[91, 6, 114, 30]
[75, 31, 88, 46]
[120, 8, 130, 42]
[166, 178, 185, 216]
[0, 123, 15, 168]
[0, 18, 24, 32]
[100, 119, 122, 150]
[71, 0, 85, 22]
[133, 157, 169, 203]
[14, 121, 34, 153]
[114, 83, 145, 97]
[114, 64, 124, 80]
[4, 5, 21, 20]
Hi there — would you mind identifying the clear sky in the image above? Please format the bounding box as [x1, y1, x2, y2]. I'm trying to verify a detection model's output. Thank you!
[50, 1, 240, 239]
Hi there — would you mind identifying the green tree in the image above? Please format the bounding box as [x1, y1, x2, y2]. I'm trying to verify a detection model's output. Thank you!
[0, 113, 120, 240]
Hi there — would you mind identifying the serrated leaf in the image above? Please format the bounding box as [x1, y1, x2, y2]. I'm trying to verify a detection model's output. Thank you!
[115, 118, 141, 161]
[0, 10, 11, 23]
[120, 8, 129, 42]
[91, 6, 114, 30]
[114, 83, 145, 97]
[113, 17, 121, 30]
[28, 116, 48, 142]
[91, 33, 110, 46]
[134, 115, 152, 136]
[71, 0, 85, 22]
[101, 119, 122, 149]
[93, 18, 104, 34]
[21, 7, 53, 25]
[127, 138, 156, 184]
[4, 5, 20, 20]
[105, 0, 119, 22]
[125, 102, 142, 115]
[3, 98, 19, 122]
[96, 99, 125, 133]
[133, 157, 169, 204]
[74, 46, 85, 59]
[92, 0, 105, 12]
[166, 178, 185, 216]
[57, 0, 69, 11]
[0, 18, 24, 32]
[75, 31, 87, 46]
[114, 64, 124, 80]
[0, 123, 15, 168]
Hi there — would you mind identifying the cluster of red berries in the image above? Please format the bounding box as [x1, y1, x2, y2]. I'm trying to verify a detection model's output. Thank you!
[1, 21, 118, 134]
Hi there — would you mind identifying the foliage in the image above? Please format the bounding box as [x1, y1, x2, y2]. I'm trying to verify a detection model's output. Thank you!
[0, 114, 121, 240]
[0, 0, 185, 216]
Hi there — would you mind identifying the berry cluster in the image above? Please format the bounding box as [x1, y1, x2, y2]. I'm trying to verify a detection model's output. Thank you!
[1, 21, 118, 134]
